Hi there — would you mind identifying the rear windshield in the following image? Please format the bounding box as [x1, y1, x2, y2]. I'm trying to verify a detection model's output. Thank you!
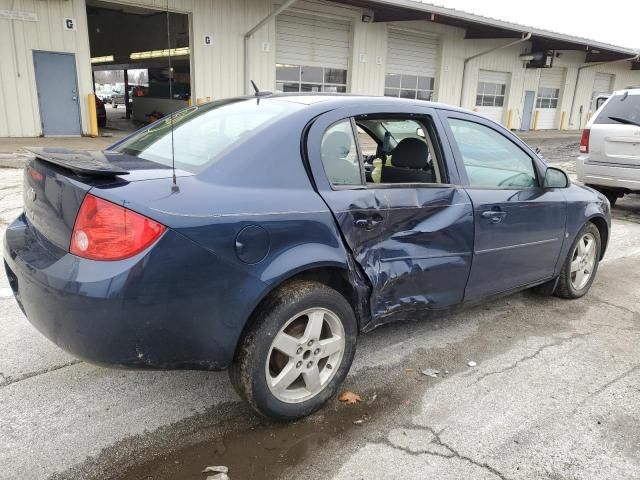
[112, 99, 299, 173]
[594, 93, 640, 126]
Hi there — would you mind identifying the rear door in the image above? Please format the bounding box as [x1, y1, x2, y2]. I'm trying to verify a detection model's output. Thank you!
[306, 105, 474, 324]
[439, 110, 567, 301]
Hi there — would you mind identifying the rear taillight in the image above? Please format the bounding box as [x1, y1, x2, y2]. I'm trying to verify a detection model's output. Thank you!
[70, 194, 165, 261]
[580, 129, 590, 154]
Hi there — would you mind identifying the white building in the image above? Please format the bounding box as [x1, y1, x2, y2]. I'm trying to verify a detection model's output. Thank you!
[1, 0, 639, 137]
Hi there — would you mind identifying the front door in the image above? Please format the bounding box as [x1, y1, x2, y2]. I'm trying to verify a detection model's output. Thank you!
[33, 51, 82, 136]
[440, 111, 567, 301]
[305, 105, 474, 326]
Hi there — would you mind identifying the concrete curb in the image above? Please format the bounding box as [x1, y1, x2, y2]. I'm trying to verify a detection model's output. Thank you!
[0, 154, 29, 169]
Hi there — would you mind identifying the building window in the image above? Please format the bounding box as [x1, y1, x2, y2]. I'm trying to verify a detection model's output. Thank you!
[384, 74, 434, 101]
[536, 87, 560, 108]
[276, 64, 347, 93]
[476, 82, 506, 107]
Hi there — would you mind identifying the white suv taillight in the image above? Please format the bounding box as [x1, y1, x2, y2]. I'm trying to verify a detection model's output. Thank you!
[580, 129, 590, 154]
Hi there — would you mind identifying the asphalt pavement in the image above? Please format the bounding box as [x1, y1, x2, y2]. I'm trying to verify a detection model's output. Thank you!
[1, 133, 639, 480]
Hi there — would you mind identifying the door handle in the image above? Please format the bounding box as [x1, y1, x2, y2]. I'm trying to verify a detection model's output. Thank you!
[481, 210, 507, 224]
[354, 214, 383, 230]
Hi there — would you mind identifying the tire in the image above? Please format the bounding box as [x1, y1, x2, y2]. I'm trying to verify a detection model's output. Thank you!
[555, 222, 601, 299]
[594, 187, 619, 207]
[230, 280, 357, 420]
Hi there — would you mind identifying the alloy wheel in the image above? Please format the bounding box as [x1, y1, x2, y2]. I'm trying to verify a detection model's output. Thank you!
[265, 307, 345, 403]
[570, 232, 597, 290]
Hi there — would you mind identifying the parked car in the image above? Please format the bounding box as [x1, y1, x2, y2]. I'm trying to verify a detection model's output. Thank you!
[4, 95, 610, 419]
[577, 88, 640, 205]
[95, 95, 106, 128]
[110, 87, 125, 108]
[96, 88, 113, 103]
[111, 85, 147, 108]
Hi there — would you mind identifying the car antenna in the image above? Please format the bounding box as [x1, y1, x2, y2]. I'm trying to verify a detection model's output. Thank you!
[250, 80, 272, 98]
[166, 0, 179, 193]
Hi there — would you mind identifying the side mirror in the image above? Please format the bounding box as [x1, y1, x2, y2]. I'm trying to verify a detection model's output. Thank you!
[543, 167, 569, 188]
[416, 127, 425, 138]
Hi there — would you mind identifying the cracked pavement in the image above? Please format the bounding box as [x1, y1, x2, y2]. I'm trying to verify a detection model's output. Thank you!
[2, 133, 640, 480]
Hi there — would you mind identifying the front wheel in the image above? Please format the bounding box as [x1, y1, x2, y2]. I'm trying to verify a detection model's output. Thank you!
[555, 222, 601, 299]
[230, 280, 357, 420]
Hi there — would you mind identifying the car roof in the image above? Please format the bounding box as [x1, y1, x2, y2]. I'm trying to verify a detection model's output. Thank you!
[610, 88, 640, 96]
[250, 93, 474, 115]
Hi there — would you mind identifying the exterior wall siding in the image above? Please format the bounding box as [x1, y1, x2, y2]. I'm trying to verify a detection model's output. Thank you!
[1, 0, 640, 137]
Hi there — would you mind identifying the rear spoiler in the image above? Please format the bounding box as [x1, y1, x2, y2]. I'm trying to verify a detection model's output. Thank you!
[26, 147, 130, 176]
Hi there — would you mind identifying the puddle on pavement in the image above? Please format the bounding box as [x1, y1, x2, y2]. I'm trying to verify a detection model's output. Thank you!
[115, 390, 393, 480]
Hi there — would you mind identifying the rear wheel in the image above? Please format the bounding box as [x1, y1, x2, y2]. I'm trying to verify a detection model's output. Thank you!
[230, 280, 357, 420]
[555, 222, 601, 299]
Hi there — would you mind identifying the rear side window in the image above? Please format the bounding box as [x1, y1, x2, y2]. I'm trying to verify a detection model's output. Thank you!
[594, 94, 640, 125]
[321, 120, 363, 186]
[112, 99, 299, 173]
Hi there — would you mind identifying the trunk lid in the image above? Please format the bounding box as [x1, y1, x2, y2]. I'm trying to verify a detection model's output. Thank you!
[22, 148, 191, 252]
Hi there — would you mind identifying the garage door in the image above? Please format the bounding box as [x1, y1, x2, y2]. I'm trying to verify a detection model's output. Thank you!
[276, 12, 351, 93]
[536, 68, 565, 129]
[475, 70, 509, 124]
[384, 29, 439, 101]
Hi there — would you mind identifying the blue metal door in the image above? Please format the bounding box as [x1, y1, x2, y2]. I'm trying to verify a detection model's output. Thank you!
[520, 90, 536, 131]
[33, 51, 82, 136]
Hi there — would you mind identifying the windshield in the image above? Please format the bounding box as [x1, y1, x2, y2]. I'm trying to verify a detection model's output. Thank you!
[112, 99, 299, 173]
[594, 93, 640, 126]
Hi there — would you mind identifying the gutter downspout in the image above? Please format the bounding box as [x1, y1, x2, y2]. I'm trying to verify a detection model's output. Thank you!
[568, 53, 640, 128]
[459, 32, 532, 106]
[244, 0, 298, 95]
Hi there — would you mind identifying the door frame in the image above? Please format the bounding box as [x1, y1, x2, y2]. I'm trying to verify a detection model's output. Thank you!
[32, 50, 82, 136]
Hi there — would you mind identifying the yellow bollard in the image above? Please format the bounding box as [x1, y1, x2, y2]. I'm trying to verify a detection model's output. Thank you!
[559, 111, 566, 130]
[533, 110, 540, 130]
[88, 93, 98, 138]
[507, 110, 513, 129]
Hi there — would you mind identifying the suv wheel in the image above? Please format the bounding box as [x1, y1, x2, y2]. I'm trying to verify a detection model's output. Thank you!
[230, 280, 357, 420]
[555, 222, 601, 299]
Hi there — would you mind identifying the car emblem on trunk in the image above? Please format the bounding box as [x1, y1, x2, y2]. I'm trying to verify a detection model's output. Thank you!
[27, 187, 36, 203]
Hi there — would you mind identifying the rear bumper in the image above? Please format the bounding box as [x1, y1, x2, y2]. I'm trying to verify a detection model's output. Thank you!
[3, 214, 268, 370]
[577, 156, 640, 192]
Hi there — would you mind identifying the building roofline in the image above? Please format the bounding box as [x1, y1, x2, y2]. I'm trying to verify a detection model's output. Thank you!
[359, 0, 639, 57]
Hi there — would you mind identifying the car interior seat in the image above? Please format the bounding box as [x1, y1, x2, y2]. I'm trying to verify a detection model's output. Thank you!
[321, 131, 361, 185]
[381, 137, 434, 183]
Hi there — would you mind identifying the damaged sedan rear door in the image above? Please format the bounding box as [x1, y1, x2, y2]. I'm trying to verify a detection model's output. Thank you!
[305, 104, 474, 329]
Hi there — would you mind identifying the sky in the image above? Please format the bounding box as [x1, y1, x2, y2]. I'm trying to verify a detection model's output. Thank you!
[426, 0, 640, 50]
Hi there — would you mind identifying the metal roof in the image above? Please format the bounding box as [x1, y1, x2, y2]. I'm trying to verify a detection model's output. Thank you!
[335, 0, 640, 63]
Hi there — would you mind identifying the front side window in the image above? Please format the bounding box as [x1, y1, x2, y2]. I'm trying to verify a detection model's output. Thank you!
[276, 64, 347, 93]
[476, 82, 506, 107]
[320, 120, 362, 186]
[384, 74, 434, 101]
[447, 118, 538, 189]
[536, 87, 560, 108]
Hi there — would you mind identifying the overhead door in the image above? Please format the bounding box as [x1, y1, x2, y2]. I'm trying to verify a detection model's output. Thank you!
[536, 68, 565, 129]
[475, 70, 509, 124]
[384, 29, 439, 101]
[276, 12, 351, 93]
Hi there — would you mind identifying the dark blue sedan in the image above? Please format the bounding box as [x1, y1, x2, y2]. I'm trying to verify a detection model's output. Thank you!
[3, 95, 610, 419]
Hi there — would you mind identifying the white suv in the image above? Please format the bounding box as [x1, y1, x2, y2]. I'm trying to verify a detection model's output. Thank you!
[577, 88, 640, 205]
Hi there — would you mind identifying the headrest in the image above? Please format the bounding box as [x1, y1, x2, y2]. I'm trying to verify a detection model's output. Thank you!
[391, 137, 429, 169]
[322, 131, 352, 160]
